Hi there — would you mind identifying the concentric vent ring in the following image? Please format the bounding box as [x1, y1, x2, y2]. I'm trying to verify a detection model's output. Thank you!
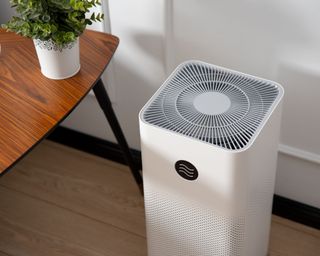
[175, 82, 249, 128]
[142, 61, 281, 150]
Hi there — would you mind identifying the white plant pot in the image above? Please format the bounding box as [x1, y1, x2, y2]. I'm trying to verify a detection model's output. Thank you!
[33, 38, 80, 80]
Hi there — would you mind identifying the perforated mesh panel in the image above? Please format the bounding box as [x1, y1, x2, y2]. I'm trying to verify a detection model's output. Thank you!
[142, 61, 281, 150]
[144, 186, 245, 256]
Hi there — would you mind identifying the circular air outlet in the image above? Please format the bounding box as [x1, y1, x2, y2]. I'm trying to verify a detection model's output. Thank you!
[142, 61, 280, 150]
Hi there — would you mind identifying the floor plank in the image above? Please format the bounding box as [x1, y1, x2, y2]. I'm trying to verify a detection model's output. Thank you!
[0, 186, 147, 256]
[272, 215, 320, 239]
[0, 251, 12, 256]
[0, 141, 146, 237]
[0, 215, 103, 256]
[269, 216, 320, 256]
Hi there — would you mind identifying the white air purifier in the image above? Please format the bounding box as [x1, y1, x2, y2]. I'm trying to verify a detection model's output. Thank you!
[139, 61, 284, 256]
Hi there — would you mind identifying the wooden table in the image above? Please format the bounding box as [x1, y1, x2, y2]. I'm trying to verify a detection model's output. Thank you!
[0, 29, 143, 192]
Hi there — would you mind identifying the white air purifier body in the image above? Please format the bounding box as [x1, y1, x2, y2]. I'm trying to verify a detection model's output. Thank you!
[139, 61, 284, 256]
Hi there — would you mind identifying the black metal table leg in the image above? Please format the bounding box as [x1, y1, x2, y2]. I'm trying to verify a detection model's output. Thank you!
[93, 79, 143, 194]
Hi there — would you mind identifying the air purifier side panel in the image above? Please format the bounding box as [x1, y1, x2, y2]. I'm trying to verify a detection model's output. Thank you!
[241, 102, 283, 256]
[140, 121, 250, 256]
[140, 102, 282, 256]
[140, 121, 250, 215]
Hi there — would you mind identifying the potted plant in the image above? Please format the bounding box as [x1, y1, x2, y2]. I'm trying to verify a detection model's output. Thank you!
[2, 0, 104, 80]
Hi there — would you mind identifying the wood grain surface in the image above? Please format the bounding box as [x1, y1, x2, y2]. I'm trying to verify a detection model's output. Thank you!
[0, 141, 146, 256]
[0, 29, 119, 174]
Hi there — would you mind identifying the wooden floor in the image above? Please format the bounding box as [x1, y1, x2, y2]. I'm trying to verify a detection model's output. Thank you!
[0, 140, 319, 256]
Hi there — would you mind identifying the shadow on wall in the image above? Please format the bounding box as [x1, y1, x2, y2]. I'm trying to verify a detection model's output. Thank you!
[111, 64, 163, 147]
[133, 32, 166, 67]
[114, 60, 157, 111]
[109, 30, 167, 148]
[114, 31, 166, 100]
[0, 2, 16, 24]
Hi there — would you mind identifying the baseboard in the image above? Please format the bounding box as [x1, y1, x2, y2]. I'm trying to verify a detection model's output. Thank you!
[47, 126, 142, 170]
[47, 126, 320, 230]
[272, 195, 320, 229]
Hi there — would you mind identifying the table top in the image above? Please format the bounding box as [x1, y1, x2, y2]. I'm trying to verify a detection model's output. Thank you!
[0, 29, 119, 174]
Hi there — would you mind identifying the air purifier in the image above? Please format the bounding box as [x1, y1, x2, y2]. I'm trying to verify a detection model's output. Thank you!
[139, 60, 284, 256]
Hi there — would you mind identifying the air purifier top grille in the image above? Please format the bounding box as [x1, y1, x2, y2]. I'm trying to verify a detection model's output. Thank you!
[141, 61, 283, 150]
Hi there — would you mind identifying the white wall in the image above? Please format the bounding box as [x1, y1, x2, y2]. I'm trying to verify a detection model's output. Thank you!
[64, 0, 320, 208]
[1, 1, 319, 208]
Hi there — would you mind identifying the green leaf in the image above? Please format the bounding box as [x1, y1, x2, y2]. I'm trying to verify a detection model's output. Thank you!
[90, 12, 95, 21]
[3, 0, 104, 46]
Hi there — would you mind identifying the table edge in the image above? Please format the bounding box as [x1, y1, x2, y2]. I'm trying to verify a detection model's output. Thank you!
[0, 30, 119, 176]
